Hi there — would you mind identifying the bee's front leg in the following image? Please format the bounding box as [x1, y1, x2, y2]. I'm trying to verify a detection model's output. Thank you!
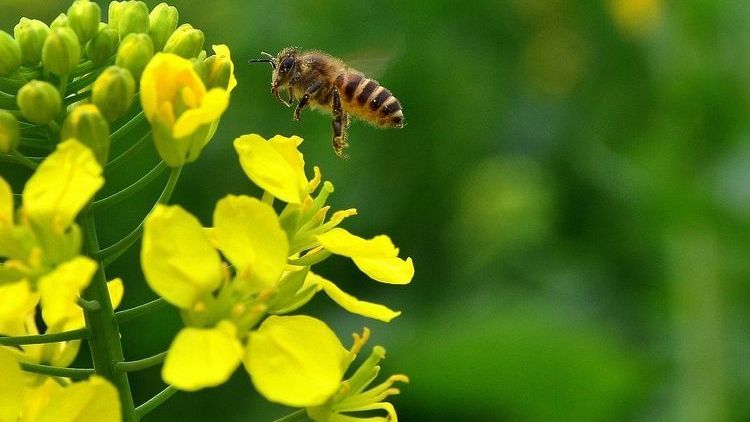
[294, 80, 324, 121]
[331, 87, 349, 158]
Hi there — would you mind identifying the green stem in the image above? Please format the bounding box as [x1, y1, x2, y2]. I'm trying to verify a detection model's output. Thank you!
[106, 131, 151, 172]
[92, 161, 167, 211]
[20, 362, 95, 379]
[135, 385, 179, 420]
[0, 328, 90, 346]
[77, 297, 101, 312]
[64, 89, 93, 105]
[97, 166, 182, 266]
[272, 409, 308, 422]
[114, 351, 167, 373]
[79, 210, 137, 422]
[111, 111, 145, 144]
[4, 150, 39, 170]
[116, 298, 168, 324]
[68, 67, 107, 93]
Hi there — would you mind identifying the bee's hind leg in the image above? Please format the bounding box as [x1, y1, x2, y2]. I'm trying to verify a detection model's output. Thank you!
[331, 87, 349, 158]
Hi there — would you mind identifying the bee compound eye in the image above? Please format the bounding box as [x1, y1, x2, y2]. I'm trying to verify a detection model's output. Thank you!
[280, 56, 295, 73]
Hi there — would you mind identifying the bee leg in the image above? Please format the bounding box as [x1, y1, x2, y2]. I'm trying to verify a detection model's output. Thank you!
[294, 81, 324, 121]
[331, 87, 349, 158]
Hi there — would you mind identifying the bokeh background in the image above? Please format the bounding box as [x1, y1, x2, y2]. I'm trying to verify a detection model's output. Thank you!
[3, 0, 750, 420]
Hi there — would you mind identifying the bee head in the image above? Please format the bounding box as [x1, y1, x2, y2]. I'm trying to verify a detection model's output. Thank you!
[271, 47, 299, 87]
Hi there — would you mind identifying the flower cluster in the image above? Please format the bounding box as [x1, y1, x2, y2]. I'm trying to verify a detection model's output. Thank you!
[143, 134, 412, 420]
[1, 1, 411, 421]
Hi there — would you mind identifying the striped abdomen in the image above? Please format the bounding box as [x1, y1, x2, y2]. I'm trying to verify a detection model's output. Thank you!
[335, 72, 404, 128]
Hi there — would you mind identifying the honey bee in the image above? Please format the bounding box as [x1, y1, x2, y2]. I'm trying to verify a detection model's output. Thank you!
[249, 48, 404, 157]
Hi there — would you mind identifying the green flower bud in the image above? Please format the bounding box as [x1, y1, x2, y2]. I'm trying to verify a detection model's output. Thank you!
[0, 31, 21, 77]
[14, 18, 50, 66]
[115, 33, 153, 80]
[0, 110, 20, 153]
[86, 23, 119, 65]
[163, 24, 203, 58]
[108, 1, 125, 29]
[149, 3, 178, 51]
[92, 65, 135, 122]
[42, 26, 81, 76]
[117, 1, 150, 37]
[191, 50, 208, 83]
[17, 80, 62, 124]
[205, 53, 232, 90]
[50, 13, 70, 30]
[61, 104, 110, 164]
[68, 0, 102, 43]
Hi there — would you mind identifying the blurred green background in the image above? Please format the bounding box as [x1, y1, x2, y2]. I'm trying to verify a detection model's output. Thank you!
[3, 0, 750, 420]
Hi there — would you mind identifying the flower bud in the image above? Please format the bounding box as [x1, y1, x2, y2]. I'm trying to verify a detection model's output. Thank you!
[42, 26, 81, 76]
[68, 0, 101, 43]
[116, 1, 150, 37]
[149, 3, 178, 51]
[163, 24, 203, 58]
[115, 33, 153, 80]
[92, 65, 135, 121]
[191, 50, 207, 83]
[86, 23, 119, 65]
[14, 18, 50, 66]
[205, 53, 232, 91]
[50, 13, 70, 30]
[61, 104, 110, 164]
[0, 31, 22, 76]
[0, 110, 20, 153]
[108, 1, 125, 28]
[17, 80, 62, 124]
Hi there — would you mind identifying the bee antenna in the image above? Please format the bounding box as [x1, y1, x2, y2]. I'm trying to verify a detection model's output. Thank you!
[249, 52, 276, 69]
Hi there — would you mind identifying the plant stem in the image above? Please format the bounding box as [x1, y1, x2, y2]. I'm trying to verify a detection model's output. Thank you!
[20, 362, 95, 379]
[92, 161, 167, 211]
[114, 351, 167, 373]
[116, 298, 168, 324]
[106, 131, 151, 172]
[111, 111, 145, 144]
[0, 328, 90, 346]
[79, 210, 137, 422]
[272, 409, 308, 422]
[134, 385, 178, 420]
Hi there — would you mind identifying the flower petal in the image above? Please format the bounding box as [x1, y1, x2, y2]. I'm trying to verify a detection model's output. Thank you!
[308, 272, 401, 322]
[244, 315, 347, 407]
[35, 376, 121, 422]
[213, 195, 288, 291]
[38, 256, 97, 329]
[352, 256, 414, 285]
[142, 204, 223, 309]
[172, 88, 228, 138]
[23, 139, 103, 231]
[162, 321, 242, 391]
[0, 348, 24, 421]
[316, 228, 398, 259]
[0, 280, 38, 335]
[0, 176, 12, 229]
[234, 134, 307, 204]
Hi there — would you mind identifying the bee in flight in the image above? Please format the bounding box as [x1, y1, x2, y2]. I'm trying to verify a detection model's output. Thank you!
[249, 48, 404, 158]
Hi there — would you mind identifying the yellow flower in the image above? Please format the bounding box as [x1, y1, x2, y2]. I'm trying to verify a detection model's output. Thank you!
[205, 44, 237, 93]
[140, 52, 230, 167]
[306, 329, 409, 422]
[317, 228, 414, 284]
[141, 204, 223, 309]
[0, 348, 121, 422]
[303, 272, 401, 322]
[244, 315, 348, 407]
[234, 134, 309, 204]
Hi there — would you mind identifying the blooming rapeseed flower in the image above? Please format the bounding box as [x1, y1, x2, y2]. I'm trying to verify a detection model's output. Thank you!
[140, 51, 231, 167]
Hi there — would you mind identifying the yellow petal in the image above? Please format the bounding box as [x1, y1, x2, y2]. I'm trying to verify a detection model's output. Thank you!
[244, 315, 347, 407]
[234, 134, 307, 204]
[141, 53, 205, 121]
[352, 256, 414, 285]
[0, 279, 38, 329]
[172, 88, 228, 138]
[308, 272, 401, 322]
[316, 228, 398, 259]
[0, 176, 12, 229]
[142, 204, 223, 309]
[23, 139, 104, 232]
[213, 195, 288, 291]
[107, 278, 124, 310]
[38, 256, 97, 329]
[0, 347, 24, 422]
[162, 321, 242, 391]
[22, 378, 63, 422]
[35, 376, 121, 422]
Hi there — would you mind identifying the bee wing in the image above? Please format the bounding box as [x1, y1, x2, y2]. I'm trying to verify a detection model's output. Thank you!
[342, 47, 401, 79]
